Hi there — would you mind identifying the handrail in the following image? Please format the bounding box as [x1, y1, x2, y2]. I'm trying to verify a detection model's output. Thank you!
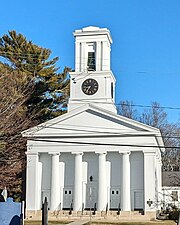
[82, 203, 84, 215]
[117, 203, 121, 215]
[93, 202, 96, 215]
[106, 203, 108, 214]
[69, 202, 73, 215]
[42, 197, 48, 225]
[59, 202, 61, 211]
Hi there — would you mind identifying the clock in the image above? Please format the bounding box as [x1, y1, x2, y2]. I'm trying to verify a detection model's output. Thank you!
[81, 78, 98, 95]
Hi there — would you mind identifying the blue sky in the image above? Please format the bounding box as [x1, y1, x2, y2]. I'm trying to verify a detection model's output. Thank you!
[1, 0, 180, 122]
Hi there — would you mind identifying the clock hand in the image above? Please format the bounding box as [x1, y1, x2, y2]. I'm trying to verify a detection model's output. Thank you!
[84, 85, 91, 91]
[87, 86, 91, 91]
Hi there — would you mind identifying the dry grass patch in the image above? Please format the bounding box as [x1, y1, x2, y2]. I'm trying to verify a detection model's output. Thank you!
[87, 221, 176, 225]
[25, 221, 70, 225]
[24, 220, 176, 225]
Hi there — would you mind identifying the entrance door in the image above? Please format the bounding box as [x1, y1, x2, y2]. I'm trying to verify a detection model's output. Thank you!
[110, 188, 120, 209]
[134, 191, 143, 210]
[63, 188, 73, 209]
[86, 183, 97, 209]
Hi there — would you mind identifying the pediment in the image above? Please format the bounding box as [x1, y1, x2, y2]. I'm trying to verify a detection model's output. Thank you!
[22, 104, 160, 138]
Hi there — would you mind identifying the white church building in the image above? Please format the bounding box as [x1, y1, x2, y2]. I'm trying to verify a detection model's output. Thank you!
[22, 26, 164, 218]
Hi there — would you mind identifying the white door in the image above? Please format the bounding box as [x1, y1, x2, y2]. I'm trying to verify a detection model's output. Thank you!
[86, 183, 97, 209]
[110, 188, 120, 209]
[63, 188, 73, 209]
[134, 191, 143, 210]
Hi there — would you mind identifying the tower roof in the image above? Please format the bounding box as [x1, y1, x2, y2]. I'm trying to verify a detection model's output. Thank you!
[73, 26, 112, 43]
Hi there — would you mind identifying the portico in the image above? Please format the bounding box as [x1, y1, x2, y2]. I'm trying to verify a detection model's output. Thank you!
[25, 126, 161, 214]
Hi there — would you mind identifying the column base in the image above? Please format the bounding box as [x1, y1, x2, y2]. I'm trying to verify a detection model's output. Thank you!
[120, 211, 131, 216]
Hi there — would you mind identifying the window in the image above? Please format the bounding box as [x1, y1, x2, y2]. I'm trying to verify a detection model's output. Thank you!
[87, 52, 96, 71]
[172, 191, 178, 201]
[65, 190, 67, 194]
[87, 42, 96, 71]
[69, 190, 71, 195]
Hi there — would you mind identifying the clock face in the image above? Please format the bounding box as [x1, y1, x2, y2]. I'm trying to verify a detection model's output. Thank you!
[81, 78, 99, 95]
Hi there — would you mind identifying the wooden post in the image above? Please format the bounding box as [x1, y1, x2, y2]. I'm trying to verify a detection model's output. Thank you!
[42, 197, 48, 225]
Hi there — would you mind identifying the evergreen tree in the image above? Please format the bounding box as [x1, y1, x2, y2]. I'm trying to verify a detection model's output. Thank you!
[0, 30, 70, 121]
[0, 31, 70, 199]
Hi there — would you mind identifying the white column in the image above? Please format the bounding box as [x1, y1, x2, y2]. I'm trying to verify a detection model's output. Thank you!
[75, 41, 80, 72]
[157, 156, 162, 193]
[121, 152, 131, 211]
[144, 151, 156, 212]
[50, 152, 60, 210]
[73, 152, 83, 211]
[97, 152, 107, 211]
[102, 41, 110, 71]
[96, 41, 101, 71]
[156, 156, 162, 210]
[26, 152, 40, 210]
[81, 42, 86, 71]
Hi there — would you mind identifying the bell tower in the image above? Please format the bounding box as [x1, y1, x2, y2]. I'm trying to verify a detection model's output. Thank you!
[68, 26, 117, 113]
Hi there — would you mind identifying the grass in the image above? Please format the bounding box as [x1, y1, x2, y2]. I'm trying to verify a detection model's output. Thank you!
[89, 221, 176, 225]
[25, 221, 70, 225]
[24, 220, 176, 225]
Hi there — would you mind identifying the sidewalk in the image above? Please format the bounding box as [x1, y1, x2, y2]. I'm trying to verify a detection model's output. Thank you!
[67, 220, 89, 225]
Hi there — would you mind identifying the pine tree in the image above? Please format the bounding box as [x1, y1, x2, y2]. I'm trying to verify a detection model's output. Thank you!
[0, 30, 70, 121]
[0, 31, 70, 199]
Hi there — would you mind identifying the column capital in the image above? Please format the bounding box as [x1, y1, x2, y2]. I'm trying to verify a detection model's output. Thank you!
[119, 146, 130, 154]
[72, 152, 83, 155]
[27, 144, 33, 151]
[119, 151, 131, 155]
[48, 152, 60, 156]
[143, 150, 156, 155]
[95, 151, 107, 155]
[25, 151, 39, 156]
[156, 154, 161, 161]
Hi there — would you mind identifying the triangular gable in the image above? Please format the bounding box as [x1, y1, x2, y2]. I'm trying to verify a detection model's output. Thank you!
[22, 103, 160, 137]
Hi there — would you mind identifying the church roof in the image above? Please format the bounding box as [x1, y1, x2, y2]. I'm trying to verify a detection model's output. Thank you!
[22, 103, 164, 153]
[74, 26, 112, 43]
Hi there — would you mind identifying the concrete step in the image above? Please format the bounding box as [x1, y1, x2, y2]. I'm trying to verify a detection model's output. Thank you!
[25, 210, 156, 221]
